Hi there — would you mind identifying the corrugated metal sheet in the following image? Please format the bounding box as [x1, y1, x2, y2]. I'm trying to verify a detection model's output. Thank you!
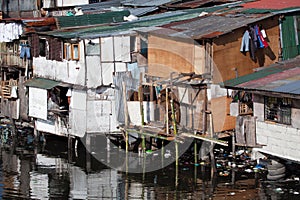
[25, 78, 60, 89]
[121, 0, 172, 7]
[56, 10, 130, 29]
[40, 1, 244, 39]
[80, 0, 122, 13]
[164, 0, 236, 9]
[128, 7, 159, 17]
[222, 57, 300, 95]
[242, 0, 300, 10]
[281, 15, 300, 60]
[165, 13, 274, 39]
[273, 80, 300, 94]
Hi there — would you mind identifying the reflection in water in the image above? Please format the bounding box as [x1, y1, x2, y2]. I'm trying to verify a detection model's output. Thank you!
[0, 133, 299, 199]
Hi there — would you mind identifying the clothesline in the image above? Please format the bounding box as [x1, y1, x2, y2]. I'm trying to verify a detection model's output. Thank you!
[240, 24, 269, 61]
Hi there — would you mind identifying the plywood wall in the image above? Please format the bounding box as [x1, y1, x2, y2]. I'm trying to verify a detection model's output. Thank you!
[148, 35, 205, 78]
[213, 16, 280, 83]
[211, 96, 236, 132]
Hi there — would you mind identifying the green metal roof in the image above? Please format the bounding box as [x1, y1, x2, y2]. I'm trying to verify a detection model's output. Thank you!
[25, 78, 60, 89]
[56, 10, 130, 29]
[41, 1, 245, 39]
[221, 67, 283, 88]
[221, 58, 300, 88]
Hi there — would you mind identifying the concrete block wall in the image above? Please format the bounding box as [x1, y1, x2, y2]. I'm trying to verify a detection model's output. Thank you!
[256, 121, 300, 162]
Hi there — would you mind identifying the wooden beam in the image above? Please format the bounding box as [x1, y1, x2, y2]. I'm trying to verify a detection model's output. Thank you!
[181, 132, 228, 146]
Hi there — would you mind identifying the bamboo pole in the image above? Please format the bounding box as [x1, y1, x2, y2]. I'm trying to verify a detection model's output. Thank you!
[122, 82, 129, 152]
[209, 112, 217, 173]
[121, 128, 182, 143]
[165, 87, 169, 135]
[170, 72, 179, 168]
[181, 132, 228, 146]
[139, 73, 146, 153]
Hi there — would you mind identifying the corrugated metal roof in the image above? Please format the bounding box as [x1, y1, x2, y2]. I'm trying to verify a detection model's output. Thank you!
[78, 1, 157, 17]
[162, 13, 274, 39]
[56, 10, 130, 29]
[25, 78, 60, 89]
[242, 0, 300, 10]
[40, 1, 245, 39]
[79, 0, 122, 13]
[121, 0, 173, 7]
[222, 57, 300, 96]
[128, 7, 159, 17]
[164, 0, 237, 9]
[41, 10, 199, 38]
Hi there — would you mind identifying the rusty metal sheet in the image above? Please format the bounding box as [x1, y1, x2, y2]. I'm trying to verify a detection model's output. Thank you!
[243, 0, 300, 10]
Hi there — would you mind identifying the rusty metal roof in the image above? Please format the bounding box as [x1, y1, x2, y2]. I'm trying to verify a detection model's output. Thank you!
[164, 0, 238, 9]
[242, 0, 300, 10]
[222, 57, 300, 95]
[39, 1, 275, 40]
[161, 12, 274, 39]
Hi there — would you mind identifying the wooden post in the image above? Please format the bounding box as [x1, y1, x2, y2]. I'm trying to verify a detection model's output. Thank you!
[68, 134, 73, 162]
[165, 88, 169, 135]
[209, 112, 216, 173]
[203, 86, 208, 134]
[122, 82, 129, 152]
[86, 134, 91, 172]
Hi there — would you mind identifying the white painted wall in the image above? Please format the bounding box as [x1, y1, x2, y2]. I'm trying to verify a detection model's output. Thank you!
[208, 84, 227, 100]
[86, 55, 102, 88]
[291, 105, 300, 129]
[69, 90, 87, 138]
[86, 100, 119, 133]
[35, 119, 56, 135]
[35, 117, 69, 137]
[102, 63, 115, 85]
[253, 94, 264, 121]
[56, 0, 89, 7]
[29, 87, 48, 120]
[127, 101, 157, 125]
[33, 57, 85, 86]
[114, 36, 131, 62]
[255, 121, 300, 162]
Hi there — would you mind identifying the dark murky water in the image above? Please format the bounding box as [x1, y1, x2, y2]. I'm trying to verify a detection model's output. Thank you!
[0, 128, 300, 199]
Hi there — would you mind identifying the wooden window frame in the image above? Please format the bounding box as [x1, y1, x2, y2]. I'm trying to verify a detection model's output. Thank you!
[64, 43, 79, 61]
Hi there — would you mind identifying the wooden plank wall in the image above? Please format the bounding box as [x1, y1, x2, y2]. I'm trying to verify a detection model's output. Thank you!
[212, 16, 280, 83]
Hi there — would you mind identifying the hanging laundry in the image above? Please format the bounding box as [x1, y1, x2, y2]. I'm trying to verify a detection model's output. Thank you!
[240, 30, 250, 52]
[249, 26, 257, 61]
[257, 26, 269, 48]
[261, 29, 267, 38]
[10, 86, 18, 98]
[255, 25, 265, 48]
[20, 41, 31, 59]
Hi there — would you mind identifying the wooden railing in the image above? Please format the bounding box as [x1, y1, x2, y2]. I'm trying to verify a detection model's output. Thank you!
[0, 79, 18, 99]
[0, 52, 30, 68]
[239, 102, 253, 115]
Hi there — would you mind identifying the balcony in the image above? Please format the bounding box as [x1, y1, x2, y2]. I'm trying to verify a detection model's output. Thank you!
[0, 52, 31, 69]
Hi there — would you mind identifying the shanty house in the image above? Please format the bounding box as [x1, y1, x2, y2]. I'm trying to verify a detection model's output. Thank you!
[0, 18, 57, 121]
[142, 0, 300, 135]
[25, 10, 140, 138]
[222, 56, 300, 162]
